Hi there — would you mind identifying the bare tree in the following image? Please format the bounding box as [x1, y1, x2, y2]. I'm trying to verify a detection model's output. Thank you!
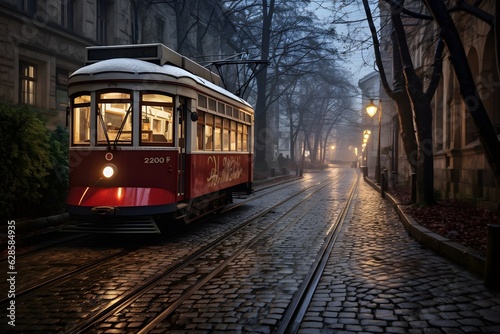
[363, 0, 440, 204]
[423, 0, 500, 191]
[216, 0, 344, 170]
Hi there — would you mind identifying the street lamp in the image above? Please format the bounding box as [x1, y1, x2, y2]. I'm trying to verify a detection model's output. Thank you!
[366, 99, 382, 183]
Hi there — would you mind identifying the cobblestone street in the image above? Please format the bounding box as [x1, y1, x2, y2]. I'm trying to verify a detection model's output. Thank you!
[300, 179, 500, 333]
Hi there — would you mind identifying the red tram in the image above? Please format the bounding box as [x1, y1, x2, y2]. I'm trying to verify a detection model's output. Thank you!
[66, 44, 254, 232]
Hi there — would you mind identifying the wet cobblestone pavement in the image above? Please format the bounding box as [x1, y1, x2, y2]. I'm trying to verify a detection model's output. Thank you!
[2, 171, 500, 333]
[300, 179, 500, 333]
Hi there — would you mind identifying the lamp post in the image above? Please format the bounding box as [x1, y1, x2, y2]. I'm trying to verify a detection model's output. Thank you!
[366, 99, 381, 183]
[361, 130, 370, 177]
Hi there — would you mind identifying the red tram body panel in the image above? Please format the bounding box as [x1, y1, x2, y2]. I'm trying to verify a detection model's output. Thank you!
[67, 149, 179, 215]
[65, 44, 254, 232]
[187, 153, 252, 199]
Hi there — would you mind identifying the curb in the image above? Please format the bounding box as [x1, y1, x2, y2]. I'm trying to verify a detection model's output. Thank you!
[363, 176, 486, 279]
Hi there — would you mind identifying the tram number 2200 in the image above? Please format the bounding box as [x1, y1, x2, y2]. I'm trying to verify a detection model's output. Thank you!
[144, 156, 171, 164]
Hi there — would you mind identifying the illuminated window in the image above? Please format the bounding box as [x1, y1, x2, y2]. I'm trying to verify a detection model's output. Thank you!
[242, 125, 248, 151]
[237, 123, 243, 151]
[97, 92, 132, 145]
[197, 111, 205, 150]
[140, 93, 174, 146]
[214, 116, 222, 150]
[72, 95, 91, 145]
[223, 119, 229, 150]
[230, 121, 236, 151]
[205, 113, 213, 150]
[19, 61, 36, 105]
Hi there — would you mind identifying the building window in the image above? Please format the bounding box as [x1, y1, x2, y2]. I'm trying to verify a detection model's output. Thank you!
[52, 0, 74, 30]
[19, 61, 37, 105]
[157, 18, 165, 41]
[97, 0, 108, 44]
[16, 0, 36, 14]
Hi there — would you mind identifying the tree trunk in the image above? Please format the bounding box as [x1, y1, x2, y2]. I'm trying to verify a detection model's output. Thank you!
[391, 31, 418, 173]
[391, 7, 435, 205]
[254, 0, 275, 171]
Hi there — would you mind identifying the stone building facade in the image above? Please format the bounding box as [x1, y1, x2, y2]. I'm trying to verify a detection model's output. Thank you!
[0, 0, 226, 128]
[431, 0, 500, 210]
[361, 0, 500, 210]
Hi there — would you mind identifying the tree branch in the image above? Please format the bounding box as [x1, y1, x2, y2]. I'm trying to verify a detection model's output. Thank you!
[455, 0, 494, 26]
[361, 0, 393, 97]
[425, 38, 444, 101]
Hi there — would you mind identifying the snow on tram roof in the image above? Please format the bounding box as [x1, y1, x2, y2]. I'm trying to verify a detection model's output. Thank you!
[71, 58, 252, 108]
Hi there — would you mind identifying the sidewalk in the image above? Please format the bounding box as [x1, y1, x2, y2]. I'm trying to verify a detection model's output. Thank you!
[300, 179, 500, 333]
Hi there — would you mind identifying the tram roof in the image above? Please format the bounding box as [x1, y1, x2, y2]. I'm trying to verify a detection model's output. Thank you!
[70, 58, 252, 109]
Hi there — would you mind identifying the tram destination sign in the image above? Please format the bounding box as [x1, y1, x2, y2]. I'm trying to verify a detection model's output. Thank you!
[86, 43, 182, 65]
[87, 44, 161, 64]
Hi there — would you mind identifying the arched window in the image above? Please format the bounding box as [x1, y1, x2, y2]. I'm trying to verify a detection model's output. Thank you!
[481, 30, 500, 134]
[465, 48, 479, 144]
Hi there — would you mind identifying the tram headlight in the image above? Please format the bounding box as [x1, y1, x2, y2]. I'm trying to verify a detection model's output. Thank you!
[102, 164, 116, 178]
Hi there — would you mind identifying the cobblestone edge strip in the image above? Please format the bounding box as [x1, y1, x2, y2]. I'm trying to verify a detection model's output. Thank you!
[363, 177, 486, 279]
[15, 214, 70, 234]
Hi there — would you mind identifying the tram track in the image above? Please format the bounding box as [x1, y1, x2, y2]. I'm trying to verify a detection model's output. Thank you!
[63, 171, 335, 333]
[65, 170, 351, 333]
[275, 172, 359, 334]
[0, 175, 305, 304]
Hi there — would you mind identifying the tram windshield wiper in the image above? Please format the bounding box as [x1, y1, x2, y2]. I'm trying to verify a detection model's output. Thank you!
[97, 107, 111, 150]
[114, 105, 132, 148]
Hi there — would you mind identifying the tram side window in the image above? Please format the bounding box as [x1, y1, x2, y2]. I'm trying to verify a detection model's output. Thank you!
[230, 121, 237, 151]
[198, 94, 207, 109]
[141, 93, 174, 146]
[237, 123, 243, 151]
[209, 98, 216, 112]
[223, 119, 230, 151]
[242, 125, 248, 151]
[197, 111, 205, 150]
[205, 113, 213, 150]
[72, 95, 91, 145]
[218, 102, 225, 114]
[214, 116, 222, 150]
[97, 92, 132, 145]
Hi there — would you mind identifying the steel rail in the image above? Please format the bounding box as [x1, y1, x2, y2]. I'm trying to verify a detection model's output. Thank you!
[274, 173, 360, 334]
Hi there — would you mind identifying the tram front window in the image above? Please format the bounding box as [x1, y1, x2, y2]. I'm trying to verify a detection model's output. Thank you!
[141, 93, 174, 146]
[97, 92, 132, 145]
[72, 94, 91, 145]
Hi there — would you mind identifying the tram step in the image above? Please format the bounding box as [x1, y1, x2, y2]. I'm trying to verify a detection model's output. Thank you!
[176, 203, 190, 220]
[61, 217, 161, 233]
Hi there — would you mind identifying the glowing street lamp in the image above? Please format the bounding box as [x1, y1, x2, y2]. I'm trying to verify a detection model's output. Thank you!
[366, 99, 382, 183]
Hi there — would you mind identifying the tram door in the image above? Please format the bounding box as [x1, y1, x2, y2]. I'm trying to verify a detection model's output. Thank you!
[177, 97, 187, 197]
